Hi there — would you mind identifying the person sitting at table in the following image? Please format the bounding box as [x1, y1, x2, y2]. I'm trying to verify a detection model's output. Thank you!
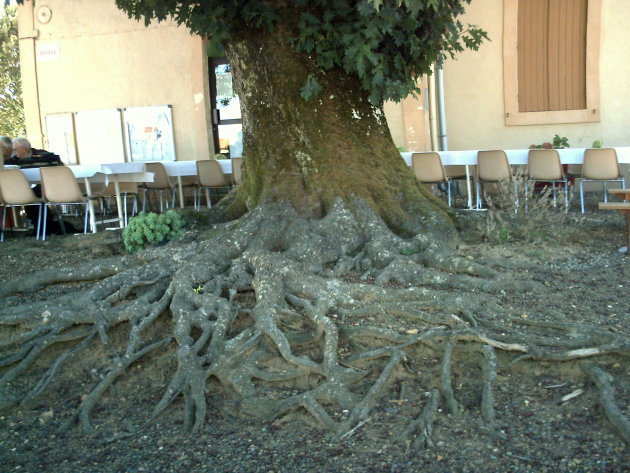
[0, 135, 13, 167]
[6, 137, 63, 168]
[6, 138, 76, 234]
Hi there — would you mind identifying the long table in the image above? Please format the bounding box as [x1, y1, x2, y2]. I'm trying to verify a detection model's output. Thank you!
[160, 160, 232, 209]
[402, 147, 630, 209]
[18, 163, 154, 232]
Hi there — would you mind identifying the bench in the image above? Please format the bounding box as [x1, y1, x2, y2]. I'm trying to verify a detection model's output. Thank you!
[598, 200, 630, 254]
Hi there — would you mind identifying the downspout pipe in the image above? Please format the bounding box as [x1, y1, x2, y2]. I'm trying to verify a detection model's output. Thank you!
[436, 66, 448, 151]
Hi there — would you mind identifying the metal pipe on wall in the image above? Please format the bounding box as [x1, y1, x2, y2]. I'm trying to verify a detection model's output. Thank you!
[436, 66, 448, 151]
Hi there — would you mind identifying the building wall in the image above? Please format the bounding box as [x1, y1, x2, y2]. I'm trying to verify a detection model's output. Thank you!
[442, 0, 630, 151]
[17, 0, 212, 162]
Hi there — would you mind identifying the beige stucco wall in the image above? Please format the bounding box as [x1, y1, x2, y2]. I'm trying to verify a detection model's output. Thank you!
[17, 0, 212, 162]
[442, 0, 630, 151]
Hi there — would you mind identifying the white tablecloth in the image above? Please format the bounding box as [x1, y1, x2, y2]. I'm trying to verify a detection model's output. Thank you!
[18, 162, 153, 184]
[159, 159, 232, 177]
[401, 147, 630, 166]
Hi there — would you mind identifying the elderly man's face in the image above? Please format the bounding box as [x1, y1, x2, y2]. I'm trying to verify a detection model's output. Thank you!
[13, 143, 30, 158]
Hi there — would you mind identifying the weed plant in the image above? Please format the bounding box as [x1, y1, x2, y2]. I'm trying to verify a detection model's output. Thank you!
[479, 173, 582, 244]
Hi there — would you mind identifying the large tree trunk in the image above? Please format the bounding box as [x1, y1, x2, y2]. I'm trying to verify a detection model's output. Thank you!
[4, 6, 628, 449]
[224, 13, 455, 239]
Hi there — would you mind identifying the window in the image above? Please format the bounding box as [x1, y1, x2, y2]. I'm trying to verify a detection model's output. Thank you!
[503, 0, 601, 125]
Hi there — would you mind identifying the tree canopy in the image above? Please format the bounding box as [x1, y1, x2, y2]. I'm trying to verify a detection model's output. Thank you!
[116, 0, 486, 105]
[0, 4, 25, 137]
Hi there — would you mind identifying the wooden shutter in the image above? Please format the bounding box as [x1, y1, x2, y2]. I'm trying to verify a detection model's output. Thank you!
[517, 0, 587, 112]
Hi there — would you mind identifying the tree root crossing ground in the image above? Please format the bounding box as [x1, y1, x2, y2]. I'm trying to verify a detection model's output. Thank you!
[1, 201, 629, 450]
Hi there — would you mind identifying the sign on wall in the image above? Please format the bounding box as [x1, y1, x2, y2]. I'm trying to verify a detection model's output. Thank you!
[124, 105, 176, 162]
[75, 109, 126, 164]
[36, 43, 59, 62]
[45, 113, 77, 164]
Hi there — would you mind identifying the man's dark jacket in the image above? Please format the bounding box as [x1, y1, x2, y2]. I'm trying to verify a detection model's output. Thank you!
[5, 149, 63, 168]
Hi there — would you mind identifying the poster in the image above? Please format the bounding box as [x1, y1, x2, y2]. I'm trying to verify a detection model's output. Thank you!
[75, 109, 126, 164]
[124, 106, 176, 162]
[45, 113, 77, 164]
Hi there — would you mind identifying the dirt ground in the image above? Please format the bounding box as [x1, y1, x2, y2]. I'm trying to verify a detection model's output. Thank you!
[0, 200, 628, 473]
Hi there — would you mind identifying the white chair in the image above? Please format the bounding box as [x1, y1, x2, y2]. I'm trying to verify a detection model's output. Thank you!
[0, 169, 42, 242]
[580, 148, 626, 213]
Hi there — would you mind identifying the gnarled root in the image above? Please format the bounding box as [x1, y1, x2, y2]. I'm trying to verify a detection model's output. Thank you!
[1, 200, 628, 445]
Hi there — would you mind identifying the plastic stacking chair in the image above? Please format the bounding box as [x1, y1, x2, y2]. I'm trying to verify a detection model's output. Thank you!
[580, 148, 626, 213]
[195, 160, 231, 210]
[231, 157, 243, 185]
[40, 166, 90, 240]
[0, 169, 42, 242]
[476, 150, 514, 209]
[412, 152, 457, 206]
[178, 175, 198, 207]
[94, 182, 139, 226]
[526, 149, 569, 211]
[143, 162, 177, 212]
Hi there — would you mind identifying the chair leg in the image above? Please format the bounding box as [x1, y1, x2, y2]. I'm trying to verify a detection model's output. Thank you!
[36, 203, 42, 240]
[42, 204, 48, 241]
[205, 188, 211, 209]
[525, 181, 529, 212]
[447, 181, 452, 207]
[564, 179, 569, 212]
[580, 180, 585, 213]
[84, 202, 89, 234]
[476, 181, 481, 209]
[604, 182, 609, 203]
[1, 206, 6, 243]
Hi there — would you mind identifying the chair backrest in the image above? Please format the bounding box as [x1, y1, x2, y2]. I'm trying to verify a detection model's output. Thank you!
[232, 157, 243, 184]
[0, 169, 39, 205]
[41, 166, 84, 203]
[144, 162, 172, 188]
[411, 152, 447, 184]
[477, 150, 512, 181]
[527, 149, 563, 180]
[196, 160, 228, 187]
[582, 148, 620, 180]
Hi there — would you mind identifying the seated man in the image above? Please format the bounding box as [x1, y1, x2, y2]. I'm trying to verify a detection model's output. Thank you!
[6, 137, 63, 168]
[6, 138, 76, 235]
[0, 135, 12, 166]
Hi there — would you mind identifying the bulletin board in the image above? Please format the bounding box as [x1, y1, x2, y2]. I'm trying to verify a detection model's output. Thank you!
[45, 113, 78, 164]
[124, 105, 176, 162]
[75, 109, 126, 164]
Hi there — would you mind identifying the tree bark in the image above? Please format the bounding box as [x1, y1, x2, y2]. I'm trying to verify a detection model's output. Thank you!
[224, 9, 456, 239]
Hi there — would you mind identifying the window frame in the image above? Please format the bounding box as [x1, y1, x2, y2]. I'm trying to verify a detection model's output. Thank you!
[503, 0, 601, 125]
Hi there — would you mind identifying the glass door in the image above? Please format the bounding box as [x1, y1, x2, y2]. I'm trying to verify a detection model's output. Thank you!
[209, 58, 243, 157]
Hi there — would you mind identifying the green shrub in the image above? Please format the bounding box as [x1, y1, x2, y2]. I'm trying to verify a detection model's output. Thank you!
[122, 210, 186, 253]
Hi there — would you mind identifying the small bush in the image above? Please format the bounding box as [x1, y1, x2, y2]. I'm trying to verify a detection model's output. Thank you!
[122, 210, 186, 253]
[478, 173, 579, 244]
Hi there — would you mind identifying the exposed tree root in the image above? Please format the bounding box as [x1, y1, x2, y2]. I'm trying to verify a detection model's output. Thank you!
[1, 200, 628, 444]
[581, 361, 630, 445]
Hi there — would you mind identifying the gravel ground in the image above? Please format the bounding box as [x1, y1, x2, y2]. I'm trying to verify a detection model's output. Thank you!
[0, 198, 628, 473]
